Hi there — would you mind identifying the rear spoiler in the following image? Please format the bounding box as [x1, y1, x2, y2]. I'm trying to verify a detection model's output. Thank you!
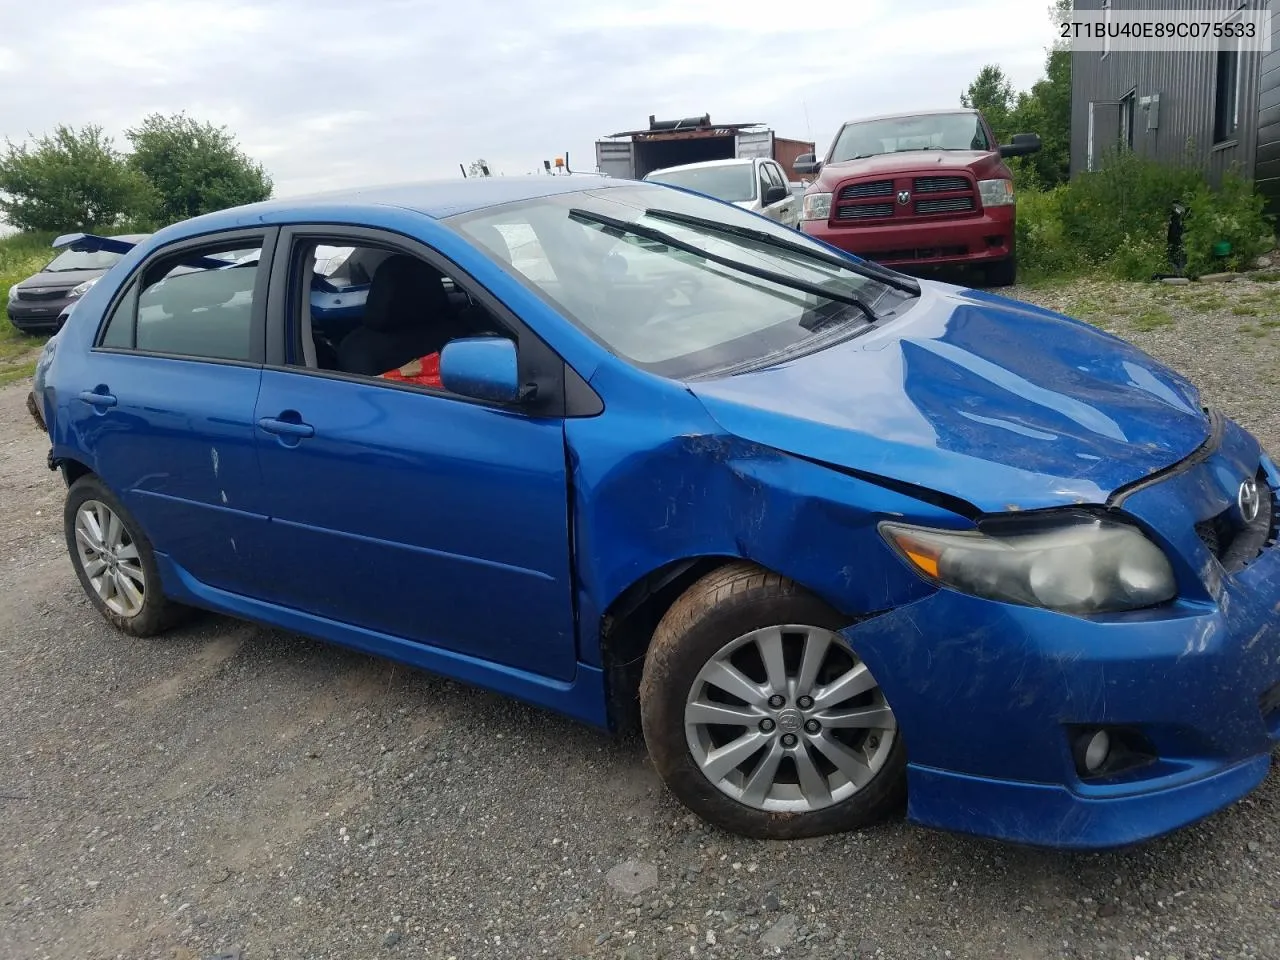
[51, 232, 140, 254]
[51, 232, 241, 271]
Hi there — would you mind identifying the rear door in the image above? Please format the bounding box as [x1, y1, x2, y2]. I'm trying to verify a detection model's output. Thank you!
[251, 225, 580, 680]
[72, 228, 278, 598]
[735, 128, 774, 160]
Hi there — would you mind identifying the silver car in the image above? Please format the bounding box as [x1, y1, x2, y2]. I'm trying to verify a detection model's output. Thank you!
[643, 158, 800, 228]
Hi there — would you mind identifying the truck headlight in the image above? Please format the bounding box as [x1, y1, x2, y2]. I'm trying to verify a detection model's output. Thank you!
[6, 284, 18, 302]
[978, 178, 1015, 207]
[68, 277, 99, 299]
[802, 192, 832, 221]
[879, 515, 1176, 615]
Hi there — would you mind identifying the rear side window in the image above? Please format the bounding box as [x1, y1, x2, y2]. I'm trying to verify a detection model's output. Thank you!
[98, 239, 265, 362]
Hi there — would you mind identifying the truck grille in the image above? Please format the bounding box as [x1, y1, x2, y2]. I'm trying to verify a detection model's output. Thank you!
[914, 175, 971, 193]
[916, 197, 975, 215]
[839, 181, 894, 200]
[838, 203, 895, 220]
[832, 173, 978, 223]
[1195, 475, 1276, 573]
[16, 287, 69, 302]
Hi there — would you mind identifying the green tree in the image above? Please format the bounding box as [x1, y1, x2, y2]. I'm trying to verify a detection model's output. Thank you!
[961, 65, 1016, 142]
[960, 0, 1072, 188]
[126, 113, 272, 223]
[0, 124, 154, 232]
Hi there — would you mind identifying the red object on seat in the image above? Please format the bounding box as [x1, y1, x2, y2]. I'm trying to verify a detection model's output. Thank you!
[381, 352, 443, 389]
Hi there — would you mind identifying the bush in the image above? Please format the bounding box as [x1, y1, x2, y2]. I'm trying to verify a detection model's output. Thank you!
[1182, 171, 1273, 275]
[1016, 151, 1275, 281]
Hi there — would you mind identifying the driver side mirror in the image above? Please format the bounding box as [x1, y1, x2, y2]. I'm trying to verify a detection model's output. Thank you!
[764, 184, 789, 205]
[792, 153, 822, 175]
[439, 337, 526, 403]
[998, 133, 1042, 158]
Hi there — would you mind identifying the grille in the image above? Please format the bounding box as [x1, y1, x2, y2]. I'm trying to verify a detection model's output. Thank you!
[914, 175, 971, 193]
[916, 197, 975, 215]
[1195, 476, 1277, 573]
[16, 287, 69, 302]
[838, 203, 895, 220]
[839, 180, 894, 200]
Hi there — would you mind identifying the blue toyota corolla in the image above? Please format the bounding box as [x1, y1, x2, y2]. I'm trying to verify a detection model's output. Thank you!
[32, 175, 1280, 849]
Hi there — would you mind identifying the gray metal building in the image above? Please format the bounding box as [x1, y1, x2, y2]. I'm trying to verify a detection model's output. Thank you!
[1070, 0, 1280, 210]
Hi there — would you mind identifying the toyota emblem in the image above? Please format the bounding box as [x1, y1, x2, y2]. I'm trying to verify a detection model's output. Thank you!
[1238, 478, 1261, 523]
[897, 190, 911, 205]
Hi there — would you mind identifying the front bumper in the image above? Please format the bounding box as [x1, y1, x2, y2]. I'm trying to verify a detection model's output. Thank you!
[7, 300, 71, 332]
[844, 449, 1280, 849]
[801, 206, 1014, 268]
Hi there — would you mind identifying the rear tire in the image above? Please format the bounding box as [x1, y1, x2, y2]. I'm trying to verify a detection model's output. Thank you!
[983, 257, 1017, 287]
[639, 562, 906, 839]
[64, 475, 187, 637]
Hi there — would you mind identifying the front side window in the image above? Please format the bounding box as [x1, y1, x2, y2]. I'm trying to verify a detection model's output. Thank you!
[291, 238, 513, 391]
[99, 239, 264, 362]
[448, 184, 915, 380]
[644, 164, 757, 204]
[829, 113, 990, 161]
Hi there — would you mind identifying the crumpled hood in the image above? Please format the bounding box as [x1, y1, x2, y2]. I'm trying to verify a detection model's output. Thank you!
[689, 283, 1210, 514]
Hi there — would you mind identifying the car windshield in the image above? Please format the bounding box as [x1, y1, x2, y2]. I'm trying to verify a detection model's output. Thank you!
[447, 184, 914, 379]
[43, 248, 124, 272]
[645, 164, 757, 204]
[830, 113, 989, 161]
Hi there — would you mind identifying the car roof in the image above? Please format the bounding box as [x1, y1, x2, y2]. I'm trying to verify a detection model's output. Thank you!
[839, 108, 979, 126]
[646, 158, 756, 176]
[175, 175, 626, 232]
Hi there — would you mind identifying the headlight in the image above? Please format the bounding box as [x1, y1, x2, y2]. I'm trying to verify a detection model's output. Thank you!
[68, 277, 99, 299]
[978, 178, 1015, 207]
[802, 192, 832, 221]
[6, 284, 17, 302]
[879, 515, 1176, 615]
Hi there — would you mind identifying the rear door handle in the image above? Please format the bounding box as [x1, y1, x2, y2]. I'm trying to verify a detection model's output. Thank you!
[78, 390, 117, 408]
[258, 417, 315, 439]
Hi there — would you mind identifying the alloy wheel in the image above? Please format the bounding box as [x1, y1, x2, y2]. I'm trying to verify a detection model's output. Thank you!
[74, 499, 146, 617]
[683, 625, 897, 813]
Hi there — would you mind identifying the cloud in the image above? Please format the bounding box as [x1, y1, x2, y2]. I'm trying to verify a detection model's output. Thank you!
[0, 0, 1058, 197]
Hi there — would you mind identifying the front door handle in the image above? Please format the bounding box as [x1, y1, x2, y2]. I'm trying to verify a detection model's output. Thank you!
[258, 417, 315, 439]
[78, 389, 117, 408]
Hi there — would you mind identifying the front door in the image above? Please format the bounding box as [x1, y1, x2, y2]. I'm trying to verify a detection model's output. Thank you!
[251, 228, 579, 680]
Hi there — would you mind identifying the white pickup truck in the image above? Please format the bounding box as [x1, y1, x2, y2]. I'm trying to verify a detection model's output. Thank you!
[642, 157, 800, 228]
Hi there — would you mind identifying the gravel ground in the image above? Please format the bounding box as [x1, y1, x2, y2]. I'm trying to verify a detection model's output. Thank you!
[2, 277, 1279, 960]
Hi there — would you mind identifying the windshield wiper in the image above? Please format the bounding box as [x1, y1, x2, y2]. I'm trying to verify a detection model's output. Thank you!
[643, 208, 920, 295]
[568, 208, 880, 322]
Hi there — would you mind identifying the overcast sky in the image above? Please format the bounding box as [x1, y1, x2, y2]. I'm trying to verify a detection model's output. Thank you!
[0, 0, 1058, 199]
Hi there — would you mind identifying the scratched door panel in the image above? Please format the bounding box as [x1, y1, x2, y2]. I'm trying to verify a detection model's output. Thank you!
[65, 351, 269, 597]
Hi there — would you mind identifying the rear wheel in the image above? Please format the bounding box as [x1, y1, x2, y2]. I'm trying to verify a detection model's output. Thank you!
[983, 257, 1017, 287]
[639, 562, 906, 839]
[64, 475, 187, 637]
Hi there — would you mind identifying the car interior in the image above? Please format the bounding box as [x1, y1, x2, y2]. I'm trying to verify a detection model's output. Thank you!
[296, 238, 515, 382]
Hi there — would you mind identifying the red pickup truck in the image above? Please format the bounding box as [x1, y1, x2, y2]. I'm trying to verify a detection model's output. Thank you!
[794, 109, 1041, 286]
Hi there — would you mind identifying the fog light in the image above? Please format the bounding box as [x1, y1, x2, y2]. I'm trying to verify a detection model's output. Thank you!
[1083, 730, 1111, 773]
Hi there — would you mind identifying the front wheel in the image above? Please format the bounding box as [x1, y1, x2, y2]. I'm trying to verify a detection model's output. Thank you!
[639, 562, 906, 839]
[983, 257, 1017, 287]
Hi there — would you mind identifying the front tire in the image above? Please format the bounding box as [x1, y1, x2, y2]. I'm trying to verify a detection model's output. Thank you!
[639, 562, 906, 839]
[983, 257, 1017, 287]
[64, 475, 186, 637]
